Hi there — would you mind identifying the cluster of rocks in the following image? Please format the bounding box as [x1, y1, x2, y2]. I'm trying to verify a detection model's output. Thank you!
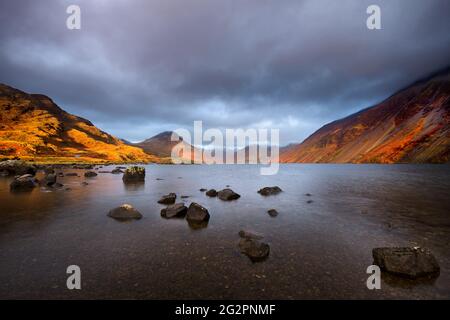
[157, 192, 210, 229]
[202, 188, 241, 200]
[0, 160, 37, 176]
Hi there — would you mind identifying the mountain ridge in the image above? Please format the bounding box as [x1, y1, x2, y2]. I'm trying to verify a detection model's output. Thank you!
[279, 67, 450, 163]
[0, 84, 159, 163]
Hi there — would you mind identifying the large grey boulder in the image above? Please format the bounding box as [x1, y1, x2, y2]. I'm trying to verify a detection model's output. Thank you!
[372, 247, 440, 279]
[107, 204, 142, 220]
[122, 166, 145, 182]
[218, 188, 240, 201]
[161, 203, 188, 219]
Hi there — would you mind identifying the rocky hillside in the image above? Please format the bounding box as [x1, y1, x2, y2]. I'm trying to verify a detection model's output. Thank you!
[280, 68, 450, 163]
[0, 84, 158, 163]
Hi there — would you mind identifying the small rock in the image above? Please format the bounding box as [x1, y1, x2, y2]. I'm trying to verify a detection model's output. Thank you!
[258, 186, 282, 196]
[239, 238, 270, 262]
[111, 168, 123, 174]
[305, 193, 312, 196]
[372, 247, 440, 279]
[307, 200, 313, 204]
[158, 193, 177, 205]
[206, 189, 218, 197]
[199, 188, 207, 192]
[108, 204, 142, 220]
[81, 182, 89, 186]
[181, 195, 190, 199]
[161, 203, 188, 219]
[267, 209, 278, 217]
[218, 188, 240, 201]
[84, 171, 97, 178]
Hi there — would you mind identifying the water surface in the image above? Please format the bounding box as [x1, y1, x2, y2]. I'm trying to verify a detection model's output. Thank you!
[0, 164, 449, 299]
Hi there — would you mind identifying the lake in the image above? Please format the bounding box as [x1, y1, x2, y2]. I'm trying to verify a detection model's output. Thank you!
[0, 164, 449, 299]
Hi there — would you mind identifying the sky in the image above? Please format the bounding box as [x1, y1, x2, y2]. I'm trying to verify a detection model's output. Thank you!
[0, 0, 449, 145]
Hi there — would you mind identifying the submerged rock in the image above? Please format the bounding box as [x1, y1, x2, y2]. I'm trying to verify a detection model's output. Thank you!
[372, 247, 440, 279]
[111, 168, 123, 174]
[158, 193, 177, 205]
[206, 189, 218, 197]
[108, 204, 142, 220]
[267, 209, 278, 217]
[0, 160, 37, 176]
[65, 173, 78, 176]
[84, 171, 97, 178]
[160, 203, 188, 219]
[10, 174, 38, 192]
[218, 188, 240, 201]
[239, 238, 270, 262]
[122, 166, 145, 183]
[258, 186, 282, 196]
[186, 202, 210, 222]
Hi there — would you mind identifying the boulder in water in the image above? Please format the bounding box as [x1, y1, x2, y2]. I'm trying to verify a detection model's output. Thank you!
[206, 189, 218, 197]
[122, 166, 145, 182]
[186, 202, 210, 222]
[372, 247, 440, 279]
[160, 203, 188, 219]
[107, 204, 142, 220]
[158, 193, 177, 205]
[10, 174, 38, 192]
[257, 186, 282, 196]
[84, 171, 97, 178]
[218, 188, 240, 201]
[239, 238, 270, 262]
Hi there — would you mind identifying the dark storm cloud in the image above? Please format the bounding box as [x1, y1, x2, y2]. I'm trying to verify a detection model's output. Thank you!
[1, 0, 449, 143]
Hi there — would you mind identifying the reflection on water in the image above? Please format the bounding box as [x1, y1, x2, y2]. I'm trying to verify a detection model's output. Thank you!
[0, 164, 449, 299]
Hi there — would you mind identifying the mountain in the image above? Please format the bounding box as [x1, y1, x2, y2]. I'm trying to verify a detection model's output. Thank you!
[280, 68, 450, 163]
[134, 131, 200, 162]
[0, 84, 159, 163]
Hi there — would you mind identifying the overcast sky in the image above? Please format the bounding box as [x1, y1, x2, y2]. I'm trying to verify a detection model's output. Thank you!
[1, 0, 449, 145]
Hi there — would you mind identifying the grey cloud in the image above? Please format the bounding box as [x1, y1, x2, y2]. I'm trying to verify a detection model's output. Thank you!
[0, 0, 449, 144]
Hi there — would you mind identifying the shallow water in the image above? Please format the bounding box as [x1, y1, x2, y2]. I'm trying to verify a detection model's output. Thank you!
[0, 164, 449, 299]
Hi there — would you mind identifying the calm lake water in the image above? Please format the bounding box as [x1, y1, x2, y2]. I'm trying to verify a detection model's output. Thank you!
[0, 164, 449, 299]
